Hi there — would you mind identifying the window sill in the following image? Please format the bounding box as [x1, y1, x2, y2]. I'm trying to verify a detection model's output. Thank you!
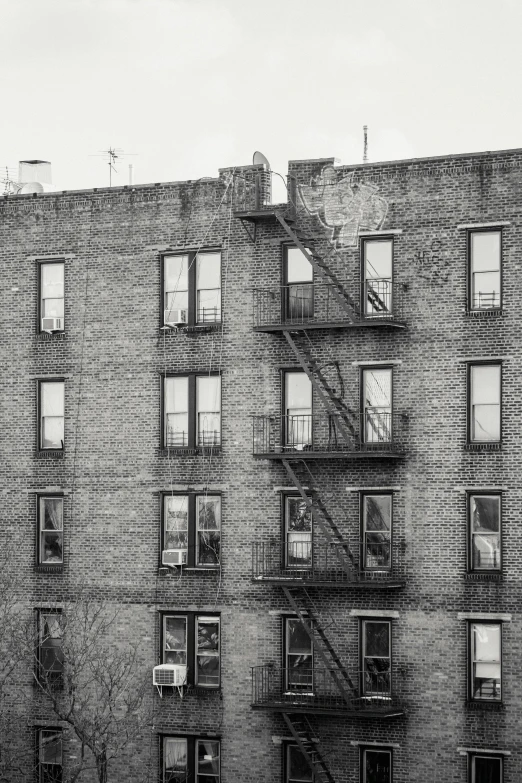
[466, 700, 504, 711]
[35, 450, 64, 459]
[466, 309, 503, 318]
[34, 564, 64, 573]
[465, 572, 502, 581]
[158, 566, 220, 576]
[465, 443, 502, 452]
[35, 331, 66, 340]
[159, 447, 222, 457]
[161, 323, 222, 335]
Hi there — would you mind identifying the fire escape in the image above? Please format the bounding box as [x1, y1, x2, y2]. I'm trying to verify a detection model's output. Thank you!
[237, 204, 406, 780]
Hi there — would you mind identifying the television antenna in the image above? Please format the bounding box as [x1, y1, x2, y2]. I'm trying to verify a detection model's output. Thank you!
[0, 165, 21, 195]
[90, 147, 137, 187]
[363, 125, 369, 164]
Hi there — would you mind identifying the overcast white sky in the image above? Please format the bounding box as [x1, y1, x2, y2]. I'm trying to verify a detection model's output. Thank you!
[1, 0, 521, 200]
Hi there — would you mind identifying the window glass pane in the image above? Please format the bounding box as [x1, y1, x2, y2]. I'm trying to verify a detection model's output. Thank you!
[165, 378, 189, 447]
[41, 498, 63, 531]
[471, 232, 501, 273]
[471, 497, 500, 533]
[196, 617, 220, 686]
[286, 247, 313, 283]
[285, 373, 312, 411]
[197, 740, 220, 776]
[42, 264, 64, 298]
[471, 366, 500, 405]
[41, 383, 64, 416]
[365, 240, 392, 280]
[288, 745, 313, 781]
[40, 730, 62, 765]
[196, 253, 221, 290]
[364, 496, 391, 569]
[197, 377, 221, 447]
[364, 369, 391, 409]
[364, 622, 390, 658]
[164, 617, 187, 665]
[197, 496, 221, 565]
[164, 497, 189, 559]
[165, 737, 187, 782]
[43, 298, 65, 319]
[364, 749, 391, 783]
[286, 497, 312, 567]
[165, 255, 189, 292]
[473, 755, 502, 783]
[472, 271, 501, 309]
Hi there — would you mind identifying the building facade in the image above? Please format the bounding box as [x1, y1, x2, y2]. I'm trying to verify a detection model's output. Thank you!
[0, 147, 520, 782]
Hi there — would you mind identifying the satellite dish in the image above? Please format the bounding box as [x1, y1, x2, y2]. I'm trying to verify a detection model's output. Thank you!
[19, 181, 57, 194]
[253, 151, 270, 170]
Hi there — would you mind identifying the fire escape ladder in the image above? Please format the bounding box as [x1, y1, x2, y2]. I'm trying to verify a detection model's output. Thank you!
[281, 459, 354, 576]
[282, 585, 356, 699]
[282, 330, 356, 446]
[275, 213, 359, 321]
[282, 713, 336, 783]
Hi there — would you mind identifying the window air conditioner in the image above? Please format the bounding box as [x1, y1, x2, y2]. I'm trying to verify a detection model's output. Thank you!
[164, 309, 187, 327]
[153, 664, 187, 687]
[41, 317, 64, 333]
[162, 549, 187, 566]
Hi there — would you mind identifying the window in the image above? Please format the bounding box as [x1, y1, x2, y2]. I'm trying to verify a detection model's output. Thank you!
[469, 754, 503, 783]
[37, 496, 64, 566]
[163, 736, 220, 783]
[283, 245, 314, 322]
[284, 371, 312, 449]
[162, 614, 220, 688]
[164, 374, 221, 449]
[285, 744, 312, 783]
[162, 493, 221, 567]
[361, 747, 392, 783]
[284, 617, 313, 692]
[362, 238, 393, 316]
[37, 610, 63, 682]
[469, 494, 501, 572]
[37, 728, 63, 783]
[469, 230, 501, 310]
[163, 251, 221, 326]
[470, 622, 502, 702]
[362, 368, 392, 444]
[469, 364, 501, 443]
[39, 381, 64, 451]
[362, 494, 392, 571]
[361, 619, 391, 696]
[284, 495, 312, 568]
[40, 261, 64, 332]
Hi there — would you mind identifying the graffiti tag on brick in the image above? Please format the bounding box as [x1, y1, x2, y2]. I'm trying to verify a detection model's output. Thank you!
[410, 240, 450, 284]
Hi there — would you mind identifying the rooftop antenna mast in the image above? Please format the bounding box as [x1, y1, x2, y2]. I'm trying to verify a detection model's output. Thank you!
[0, 165, 20, 195]
[363, 125, 369, 164]
[90, 147, 137, 187]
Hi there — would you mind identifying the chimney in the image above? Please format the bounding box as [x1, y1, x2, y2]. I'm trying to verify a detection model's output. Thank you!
[18, 160, 52, 185]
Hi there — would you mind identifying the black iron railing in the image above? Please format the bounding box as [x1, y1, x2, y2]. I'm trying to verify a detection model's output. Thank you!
[165, 430, 221, 448]
[251, 666, 403, 714]
[251, 540, 403, 584]
[252, 413, 406, 456]
[252, 282, 405, 328]
[472, 291, 501, 310]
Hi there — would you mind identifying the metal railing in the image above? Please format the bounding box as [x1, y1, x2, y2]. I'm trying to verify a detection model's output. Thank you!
[165, 430, 221, 448]
[251, 540, 403, 584]
[251, 666, 402, 714]
[252, 413, 406, 456]
[252, 281, 404, 328]
[472, 291, 501, 310]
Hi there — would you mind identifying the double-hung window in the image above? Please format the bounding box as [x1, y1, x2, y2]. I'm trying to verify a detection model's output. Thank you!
[361, 747, 392, 783]
[163, 251, 221, 326]
[163, 736, 220, 783]
[469, 364, 501, 444]
[470, 622, 502, 702]
[162, 614, 220, 688]
[37, 728, 63, 783]
[469, 494, 501, 572]
[362, 367, 392, 444]
[284, 495, 312, 568]
[285, 744, 312, 783]
[283, 245, 314, 323]
[361, 619, 391, 696]
[469, 753, 503, 783]
[469, 230, 501, 310]
[164, 374, 221, 449]
[38, 496, 64, 566]
[284, 617, 313, 692]
[37, 610, 63, 682]
[39, 381, 64, 451]
[283, 371, 312, 449]
[362, 238, 393, 316]
[162, 493, 221, 567]
[40, 261, 64, 333]
[362, 494, 392, 572]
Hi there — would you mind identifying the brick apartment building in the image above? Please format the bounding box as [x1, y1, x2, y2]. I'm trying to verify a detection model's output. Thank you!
[0, 147, 519, 782]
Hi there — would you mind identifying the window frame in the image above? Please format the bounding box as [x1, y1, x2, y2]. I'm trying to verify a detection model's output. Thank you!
[161, 735, 221, 783]
[38, 259, 65, 334]
[283, 615, 314, 694]
[162, 372, 221, 451]
[360, 365, 394, 445]
[161, 249, 222, 328]
[281, 492, 313, 570]
[283, 742, 313, 783]
[160, 612, 221, 689]
[467, 492, 502, 574]
[38, 379, 65, 452]
[37, 494, 64, 568]
[467, 228, 502, 312]
[467, 362, 502, 445]
[468, 621, 503, 703]
[281, 368, 313, 450]
[468, 753, 503, 783]
[36, 726, 63, 783]
[360, 492, 393, 573]
[360, 236, 394, 317]
[360, 618, 392, 697]
[37, 608, 64, 683]
[360, 745, 393, 783]
[161, 491, 221, 569]
[282, 243, 314, 323]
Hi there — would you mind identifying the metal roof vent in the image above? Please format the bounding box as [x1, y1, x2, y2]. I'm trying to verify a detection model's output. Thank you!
[18, 160, 56, 193]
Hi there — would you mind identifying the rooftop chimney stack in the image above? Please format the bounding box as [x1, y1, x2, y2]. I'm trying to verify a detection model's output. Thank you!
[18, 160, 52, 185]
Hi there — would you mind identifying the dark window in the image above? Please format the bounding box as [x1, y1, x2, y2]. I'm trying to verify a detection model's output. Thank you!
[163, 251, 221, 326]
[469, 364, 501, 443]
[470, 622, 502, 702]
[162, 613, 220, 688]
[163, 736, 220, 783]
[283, 371, 312, 449]
[361, 619, 391, 696]
[39, 381, 64, 451]
[162, 493, 221, 567]
[40, 261, 64, 333]
[362, 368, 392, 444]
[163, 374, 221, 449]
[361, 747, 392, 783]
[469, 494, 501, 572]
[37, 610, 63, 682]
[469, 230, 501, 310]
[285, 744, 312, 783]
[469, 754, 502, 783]
[361, 494, 392, 571]
[284, 616, 313, 692]
[37, 496, 64, 565]
[284, 495, 312, 568]
[283, 245, 314, 322]
[362, 238, 393, 317]
[37, 728, 63, 783]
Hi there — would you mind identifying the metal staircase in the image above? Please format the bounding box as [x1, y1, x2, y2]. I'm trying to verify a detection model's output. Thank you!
[282, 713, 335, 783]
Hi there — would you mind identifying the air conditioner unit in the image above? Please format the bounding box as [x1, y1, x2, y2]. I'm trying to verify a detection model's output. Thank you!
[41, 317, 63, 333]
[162, 549, 187, 566]
[153, 664, 187, 687]
[164, 309, 187, 327]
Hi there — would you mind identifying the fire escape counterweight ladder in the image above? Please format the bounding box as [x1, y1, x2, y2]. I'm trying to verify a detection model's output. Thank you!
[282, 713, 336, 783]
